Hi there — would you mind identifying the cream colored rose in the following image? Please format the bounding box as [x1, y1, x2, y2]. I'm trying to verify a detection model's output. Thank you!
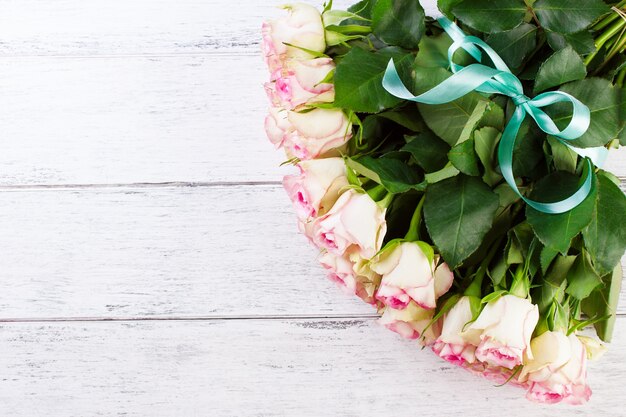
[312, 189, 387, 259]
[432, 296, 482, 366]
[468, 294, 539, 369]
[283, 157, 348, 221]
[319, 252, 381, 305]
[265, 58, 335, 110]
[261, 3, 325, 71]
[283, 108, 352, 160]
[521, 332, 592, 405]
[379, 301, 440, 345]
[370, 242, 453, 310]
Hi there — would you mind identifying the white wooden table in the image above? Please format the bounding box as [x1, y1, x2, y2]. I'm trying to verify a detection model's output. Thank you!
[0, 1, 624, 415]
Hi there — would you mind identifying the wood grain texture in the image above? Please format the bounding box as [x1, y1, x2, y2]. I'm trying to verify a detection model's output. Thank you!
[0, 184, 374, 319]
[0, 318, 624, 417]
[0, 0, 353, 56]
[0, 55, 289, 185]
[0, 184, 622, 320]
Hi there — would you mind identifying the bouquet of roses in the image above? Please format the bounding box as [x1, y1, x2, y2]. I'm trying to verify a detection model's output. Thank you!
[261, 0, 626, 404]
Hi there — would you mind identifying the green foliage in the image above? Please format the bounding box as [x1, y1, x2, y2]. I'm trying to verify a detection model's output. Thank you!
[347, 156, 424, 194]
[582, 264, 623, 342]
[372, 0, 425, 49]
[334, 47, 414, 113]
[534, 46, 587, 93]
[583, 173, 626, 275]
[485, 24, 538, 69]
[527, 172, 598, 254]
[424, 175, 499, 268]
[532, 0, 609, 35]
[452, 0, 527, 33]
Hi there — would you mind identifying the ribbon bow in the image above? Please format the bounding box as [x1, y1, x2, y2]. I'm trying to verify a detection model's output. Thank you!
[382, 17, 608, 214]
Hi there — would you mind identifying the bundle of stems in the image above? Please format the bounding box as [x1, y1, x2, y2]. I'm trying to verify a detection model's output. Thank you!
[588, 0, 626, 84]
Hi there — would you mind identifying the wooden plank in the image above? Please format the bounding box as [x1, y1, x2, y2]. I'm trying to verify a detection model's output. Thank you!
[0, 55, 289, 185]
[0, 0, 353, 56]
[0, 184, 373, 319]
[0, 318, 624, 416]
[0, 54, 624, 186]
[0, 185, 623, 319]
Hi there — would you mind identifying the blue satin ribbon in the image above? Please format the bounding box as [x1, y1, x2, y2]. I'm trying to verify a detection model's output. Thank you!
[382, 17, 608, 214]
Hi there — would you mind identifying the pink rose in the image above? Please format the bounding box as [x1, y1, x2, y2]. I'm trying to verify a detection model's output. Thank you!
[283, 108, 352, 160]
[318, 252, 381, 305]
[312, 189, 387, 259]
[379, 301, 441, 345]
[261, 4, 325, 72]
[265, 58, 335, 110]
[282, 157, 348, 221]
[468, 294, 539, 369]
[432, 296, 482, 366]
[371, 242, 453, 310]
[521, 332, 592, 405]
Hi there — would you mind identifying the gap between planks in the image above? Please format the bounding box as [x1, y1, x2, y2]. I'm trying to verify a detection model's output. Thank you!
[0, 178, 623, 191]
[0, 314, 381, 323]
[1, 312, 624, 323]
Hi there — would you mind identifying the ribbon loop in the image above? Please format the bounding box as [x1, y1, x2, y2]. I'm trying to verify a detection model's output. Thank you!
[381, 16, 607, 214]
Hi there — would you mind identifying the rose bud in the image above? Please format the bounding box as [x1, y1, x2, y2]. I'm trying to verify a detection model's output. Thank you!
[379, 301, 441, 345]
[283, 108, 353, 160]
[312, 189, 387, 259]
[370, 242, 453, 310]
[261, 4, 325, 72]
[468, 294, 539, 369]
[265, 58, 335, 110]
[520, 332, 592, 405]
[282, 157, 348, 221]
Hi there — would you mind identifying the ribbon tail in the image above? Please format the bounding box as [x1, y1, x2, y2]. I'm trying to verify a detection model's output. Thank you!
[383, 60, 503, 104]
[498, 107, 595, 214]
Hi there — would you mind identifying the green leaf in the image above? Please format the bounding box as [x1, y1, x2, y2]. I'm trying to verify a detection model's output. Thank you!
[478, 101, 505, 131]
[414, 67, 485, 146]
[346, 156, 424, 194]
[582, 173, 626, 275]
[414, 32, 473, 69]
[424, 162, 460, 183]
[372, 0, 425, 49]
[550, 78, 622, 148]
[438, 0, 463, 18]
[546, 136, 578, 173]
[582, 264, 623, 342]
[533, 0, 609, 35]
[402, 132, 451, 172]
[546, 30, 596, 55]
[512, 118, 544, 178]
[566, 252, 602, 300]
[474, 127, 502, 186]
[481, 290, 509, 304]
[485, 23, 538, 69]
[334, 47, 414, 113]
[424, 175, 499, 268]
[449, 138, 480, 176]
[533, 254, 576, 313]
[452, 0, 527, 33]
[347, 0, 374, 19]
[378, 106, 426, 132]
[540, 245, 559, 274]
[526, 171, 598, 254]
[534, 46, 586, 93]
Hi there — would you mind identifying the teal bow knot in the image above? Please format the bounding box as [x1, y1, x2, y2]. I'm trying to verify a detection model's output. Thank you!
[381, 17, 608, 214]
